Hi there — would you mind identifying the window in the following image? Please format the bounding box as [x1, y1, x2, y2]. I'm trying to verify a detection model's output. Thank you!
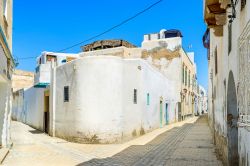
[61, 59, 67, 63]
[147, 93, 150, 105]
[133, 89, 137, 104]
[148, 34, 151, 40]
[64, 86, 69, 102]
[188, 71, 190, 87]
[215, 47, 218, 75]
[182, 64, 184, 83]
[185, 67, 187, 86]
[3, 0, 8, 19]
[241, 0, 246, 10]
[228, 24, 232, 54]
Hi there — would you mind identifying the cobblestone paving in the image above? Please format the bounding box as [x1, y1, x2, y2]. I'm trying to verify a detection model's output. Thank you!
[79, 115, 223, 166]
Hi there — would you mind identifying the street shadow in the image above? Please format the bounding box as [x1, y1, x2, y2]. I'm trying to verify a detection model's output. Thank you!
[76, 124, 190, 166]
[29, 129, 43, 134]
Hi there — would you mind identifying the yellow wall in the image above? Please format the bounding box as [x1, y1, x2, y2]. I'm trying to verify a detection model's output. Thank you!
[180, 49, 196, 119]
[0, 0, 13, 56]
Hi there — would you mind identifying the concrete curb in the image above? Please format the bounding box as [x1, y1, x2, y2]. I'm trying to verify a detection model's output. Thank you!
[0, 148, 9, 164]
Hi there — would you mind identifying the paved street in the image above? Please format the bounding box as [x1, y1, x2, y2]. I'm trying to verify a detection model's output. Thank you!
[79, 115, 222, 166]
[3, 115, 222, 166]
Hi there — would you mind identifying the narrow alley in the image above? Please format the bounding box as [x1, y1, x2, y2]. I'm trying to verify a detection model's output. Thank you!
[3, 115, 223, 166]
[80, 115, 222, 166]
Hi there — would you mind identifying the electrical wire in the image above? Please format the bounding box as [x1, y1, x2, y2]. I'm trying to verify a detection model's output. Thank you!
[17, 0, 163, 61]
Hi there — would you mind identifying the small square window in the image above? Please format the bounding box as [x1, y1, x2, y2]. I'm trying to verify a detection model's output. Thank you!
[64, 86, 69, 102]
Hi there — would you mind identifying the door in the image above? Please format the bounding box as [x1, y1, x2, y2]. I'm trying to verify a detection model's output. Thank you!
[165, 103, 169, 124]
[160, 101, 163, 127]
[227, 71, 238, 166]
[178, 102, 182, 122]
[44, 94, 49, 134]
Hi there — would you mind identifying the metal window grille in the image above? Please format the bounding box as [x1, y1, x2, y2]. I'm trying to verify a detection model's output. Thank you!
[64, 86, 69, 102]
[215, 47, 218, 75]
[228, 24, 232, 54]
[134, 89, 137, 104]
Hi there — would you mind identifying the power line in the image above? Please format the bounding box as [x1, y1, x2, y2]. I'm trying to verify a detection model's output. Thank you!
[18, 0, 163, 60]
[57, 0, 163, 52]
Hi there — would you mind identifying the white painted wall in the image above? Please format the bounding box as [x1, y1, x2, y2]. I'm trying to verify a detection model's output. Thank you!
[206, 0, 250, 165]
[34, 63, 51, 85]
[142, 37, 182, 51]
[53, 56, 177, 143]
[0, 45, 11, 147]
[34, 52, 80, 85]
[12, 87, 45, 131]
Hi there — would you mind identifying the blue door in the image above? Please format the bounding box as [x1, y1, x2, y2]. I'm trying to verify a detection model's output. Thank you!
[165, 103, 169, 124]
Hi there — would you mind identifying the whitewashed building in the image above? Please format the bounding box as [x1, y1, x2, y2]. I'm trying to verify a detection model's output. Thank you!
[203, 0, 250, 165]
[142, 29, 198, 121]
[0, 0, 14, 147]
[13, 30, 198, 144]
[12, 52, 80, 132]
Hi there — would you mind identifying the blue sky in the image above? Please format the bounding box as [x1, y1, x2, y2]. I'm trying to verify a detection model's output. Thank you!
[13, 0, 208, 89]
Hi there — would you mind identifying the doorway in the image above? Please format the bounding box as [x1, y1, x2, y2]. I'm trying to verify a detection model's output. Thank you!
[165, 103, 169, 124]
[44, 91, 50, 134]
[227, 71, 238, 166]
[178, 102, 182, 122]
[160, 100, 163, 127]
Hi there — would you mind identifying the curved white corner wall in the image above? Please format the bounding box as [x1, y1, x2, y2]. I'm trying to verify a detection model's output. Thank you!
[54, 56, 177, 143]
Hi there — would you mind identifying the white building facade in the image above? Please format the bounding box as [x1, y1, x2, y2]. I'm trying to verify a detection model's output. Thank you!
[0, 0, 13, 147]
[13, 30, 198, 144]
[204, 0, 250, 165]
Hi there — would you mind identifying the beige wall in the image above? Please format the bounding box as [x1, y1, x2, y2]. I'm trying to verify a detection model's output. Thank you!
[0, 0, 13, 52]
[12, 70, 35, 92]
[180, 49, 196, 119]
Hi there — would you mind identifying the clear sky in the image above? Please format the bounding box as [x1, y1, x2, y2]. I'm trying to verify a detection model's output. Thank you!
[13, 0, 208, 89]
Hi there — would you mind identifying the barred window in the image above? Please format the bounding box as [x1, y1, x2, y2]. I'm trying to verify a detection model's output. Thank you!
[64, 86, 69, 102]
[228, 24, 232, 54]
[133, 89, 137, 104]
[215, 47, 218, 75]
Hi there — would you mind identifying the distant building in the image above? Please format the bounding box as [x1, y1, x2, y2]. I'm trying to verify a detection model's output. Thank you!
[12, 70, 34, 92]
[142, 29, 198, 121]
[34, 51, 80, 87]
[196, 85, 207, 115]
[0, 0, 14, 147]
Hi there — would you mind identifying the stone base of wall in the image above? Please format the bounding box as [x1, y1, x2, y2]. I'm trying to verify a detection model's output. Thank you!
[214, 130, 228, 166]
